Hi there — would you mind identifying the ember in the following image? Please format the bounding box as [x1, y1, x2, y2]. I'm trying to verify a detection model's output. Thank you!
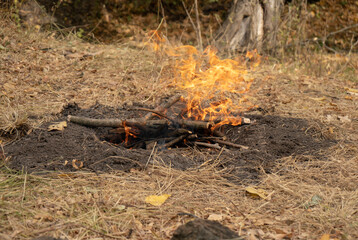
[68, 32, 259, 150]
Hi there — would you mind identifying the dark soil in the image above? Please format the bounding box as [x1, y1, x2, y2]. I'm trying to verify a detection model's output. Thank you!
[171, 219, 241, 240]
[5, 103, 335, 183]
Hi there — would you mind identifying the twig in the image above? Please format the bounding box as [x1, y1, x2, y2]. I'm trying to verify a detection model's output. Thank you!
[145, 141, 157, 168]
[195, 141, 221, 150]
[325, 23, 358, 38]
[182, 0, 203, 51]
[164, 134, 189, 148]
[212, 139, 249, 150]
[131, 107, 173, 121]
[21, 172, 27, 205]
[204, 116, 251, 124]
[182, 1, 198, 36]
[144, 94, 182, 120]
[194, 0, 203, 52]
[168, 128, 192, 137]
[322, 23, 358, 53]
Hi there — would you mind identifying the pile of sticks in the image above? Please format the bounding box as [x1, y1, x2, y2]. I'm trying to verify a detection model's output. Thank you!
[67, 94, 249, 150]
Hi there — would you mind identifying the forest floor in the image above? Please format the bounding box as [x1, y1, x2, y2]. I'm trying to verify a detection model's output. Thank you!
[1, 11, 358, 240]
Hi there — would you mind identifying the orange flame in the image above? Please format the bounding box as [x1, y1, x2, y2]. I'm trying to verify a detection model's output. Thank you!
[122, 121, 138, 145]
[148, 31, 260, 130]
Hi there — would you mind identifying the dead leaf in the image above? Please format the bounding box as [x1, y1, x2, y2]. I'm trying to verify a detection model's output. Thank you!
[254, 218, 275, 226]
[304, 195, 322, 209]
[245, 187, 268, 200]
[34, 213, 54, 222]
[337, 115, 351, 123]
[145, 194, 171, 206]
[3, 83, 16, 92]
[326, 115, 334, 122]
[328, 127, 334, 134]
[72, 159, 83, 169]
[345, 87, 358, 96]
[319, 234, 330, 240]
[207, 213, 223, 221]
[115, 205, 126, 211]
[48, 121, 67, 131]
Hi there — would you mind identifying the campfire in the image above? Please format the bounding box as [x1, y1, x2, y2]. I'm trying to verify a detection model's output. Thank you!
[67, 32, 260, 150]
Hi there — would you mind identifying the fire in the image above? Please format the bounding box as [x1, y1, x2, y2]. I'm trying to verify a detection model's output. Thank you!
[148, 31, 260, 130]
[122, 121, 138, 145]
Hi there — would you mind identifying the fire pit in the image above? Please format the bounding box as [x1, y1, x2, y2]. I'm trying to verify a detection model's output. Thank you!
[67, 94, 251, 150]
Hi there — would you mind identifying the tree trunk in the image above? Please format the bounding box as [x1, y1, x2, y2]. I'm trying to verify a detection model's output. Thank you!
[214, 0, 283, 53]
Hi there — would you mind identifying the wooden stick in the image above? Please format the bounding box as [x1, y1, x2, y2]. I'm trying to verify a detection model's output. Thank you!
[212, 139, 249, 150]
[212, 129, 226, 138]
[131, 107, 172, 120]
[164, 134, 188, 148]
[68, 115, 123, 127]
[194, 141, 221, 150]
[168, 128, 192, 137]
[68, 115, 212, 130]
[204, 116, 251, 124]
[177, 119, 213, 129]
[145, 94, 182, 120]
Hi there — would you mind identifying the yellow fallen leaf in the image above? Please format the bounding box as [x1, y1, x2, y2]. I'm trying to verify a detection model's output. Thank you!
[145, 194, 171, 206]
[245, 186, 268, 199]
[345, 87, 358, 94]
[328, 127, 334, 134]
[319, 233, 330, 240]
[48, 121, 67, 131]
[207, 213, 223, 221]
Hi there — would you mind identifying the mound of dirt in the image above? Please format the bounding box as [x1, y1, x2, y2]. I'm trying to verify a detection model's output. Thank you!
[5, 103, 335, 183]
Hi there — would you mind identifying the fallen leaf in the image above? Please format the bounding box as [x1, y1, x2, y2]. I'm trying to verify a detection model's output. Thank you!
[337, 115, 351, 123]
[207, 213, 223, 221]
[345, 87, 358, 95]
[304, 195, 322, 209]
[48, 121, 67, 131]
[254, 218, 275, 226]
[145, 194, 171, 206]
[3, 83, 16, 91]
[326, 115, 334, 122]
[328, 127, 334, 134]
[245, 187, 268, 199]
[319, 234, 330, 240]
[115, 205, 126, 211]
[34, 213, 54, 222]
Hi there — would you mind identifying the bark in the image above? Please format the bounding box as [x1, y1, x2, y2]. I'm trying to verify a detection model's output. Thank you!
[214, 0, 283, 53]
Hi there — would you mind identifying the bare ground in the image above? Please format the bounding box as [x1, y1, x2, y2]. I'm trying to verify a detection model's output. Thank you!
[1, 13, 358, 240]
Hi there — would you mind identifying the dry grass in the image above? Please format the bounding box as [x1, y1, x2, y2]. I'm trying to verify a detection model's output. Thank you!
[1, 10, 358, 240]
